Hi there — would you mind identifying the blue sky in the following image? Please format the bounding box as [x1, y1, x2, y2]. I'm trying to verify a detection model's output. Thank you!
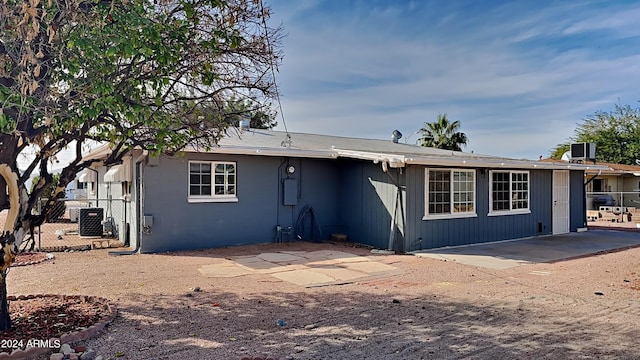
[266, 0, 640, 159]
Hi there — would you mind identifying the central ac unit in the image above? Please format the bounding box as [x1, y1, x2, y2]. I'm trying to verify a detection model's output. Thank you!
[79, 208, 104, 237]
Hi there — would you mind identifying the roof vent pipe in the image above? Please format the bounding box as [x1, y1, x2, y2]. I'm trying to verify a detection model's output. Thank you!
[391, 130, 402, 143]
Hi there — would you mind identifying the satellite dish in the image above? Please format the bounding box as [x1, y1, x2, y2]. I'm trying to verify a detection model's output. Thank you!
[560, 151, 571, 162]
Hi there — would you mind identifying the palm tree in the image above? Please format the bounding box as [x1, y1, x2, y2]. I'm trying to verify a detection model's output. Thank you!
[418, 113, 468, 151]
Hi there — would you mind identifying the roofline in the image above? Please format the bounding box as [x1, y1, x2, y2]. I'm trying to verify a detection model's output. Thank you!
[84, 141, 610, 171]
[335, 149, 609, 170]
[405, 157, 609, 170]
[585, 169, 640, 176]
[183, 146, 338, 159]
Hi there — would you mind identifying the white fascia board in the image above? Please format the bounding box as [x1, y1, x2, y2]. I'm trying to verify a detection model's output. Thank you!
[334, 149, 406, 167]
[404, 156, 610, 171]
[184, 146, 338, 159]
[334, 148, 580, 170]
[334, 148, 606, 170]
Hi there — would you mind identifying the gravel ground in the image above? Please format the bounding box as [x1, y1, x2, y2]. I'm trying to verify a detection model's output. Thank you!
[6, 240, 640, 360]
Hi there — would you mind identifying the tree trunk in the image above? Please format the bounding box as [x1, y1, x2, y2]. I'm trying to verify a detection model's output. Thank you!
[0, 163, 21, 331]
[0, 270, 10, 331]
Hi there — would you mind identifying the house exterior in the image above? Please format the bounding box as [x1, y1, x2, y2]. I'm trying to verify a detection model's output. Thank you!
[64, 179, 88, 200]
[583, 161, 640, 209]
[80, 129, 603, 253]
[75, 146, 141, 245]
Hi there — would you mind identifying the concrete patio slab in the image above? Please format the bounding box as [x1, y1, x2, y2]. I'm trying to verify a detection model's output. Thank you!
[279, 251, 309, 255]
[255, 263, 309, 274]
[303, 250, 369, 261]
[311, 266, 369, 281]
[198, 262, 252, 277]
[294, 250, 334, 261]
[414, 229, 640, 269]
[257, 252, 306, 263]
[422, 254, 531, 270]
[233, 257, 281, 270]
[198, 250, 401, 286]
[270, 269, 336, 286]
[340, 261, 398, 273]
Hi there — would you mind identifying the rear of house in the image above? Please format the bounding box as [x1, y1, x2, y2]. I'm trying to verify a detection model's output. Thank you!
[81, 129, 600, 253]
[337, 161, 586, 252]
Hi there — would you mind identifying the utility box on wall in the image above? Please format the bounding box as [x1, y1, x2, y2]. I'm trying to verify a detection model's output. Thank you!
[283, 178, 297, 206]
[143, 215, 154, 227]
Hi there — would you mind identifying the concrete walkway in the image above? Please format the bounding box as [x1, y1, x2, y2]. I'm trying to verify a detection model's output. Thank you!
[413, 229, 640, 269]
[199, 250, 400, 287]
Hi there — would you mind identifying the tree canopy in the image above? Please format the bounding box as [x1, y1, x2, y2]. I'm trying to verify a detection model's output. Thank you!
[550, 103, 640, 164]
[0, 0, 282, 330]
[418, 113, 468, 151]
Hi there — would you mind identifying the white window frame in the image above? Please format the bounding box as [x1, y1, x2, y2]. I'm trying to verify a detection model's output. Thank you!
[188, 160, 238, 203]
[488, 170, 530, 216]
[423, 168, 477, 220]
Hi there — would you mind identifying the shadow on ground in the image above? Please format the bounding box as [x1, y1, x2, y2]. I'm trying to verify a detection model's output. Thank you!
[81, 289, 638, 360]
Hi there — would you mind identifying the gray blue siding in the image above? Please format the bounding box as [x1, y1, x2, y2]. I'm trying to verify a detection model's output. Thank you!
[140, 154, 341, 253]
[137, 153, 587, 253]
[570, 170, 586, 230]
[403, 167, 555, 251]
[336, 160, 404, 251]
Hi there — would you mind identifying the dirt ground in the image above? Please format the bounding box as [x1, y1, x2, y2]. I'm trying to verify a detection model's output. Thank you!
[7, 239, 640, 360]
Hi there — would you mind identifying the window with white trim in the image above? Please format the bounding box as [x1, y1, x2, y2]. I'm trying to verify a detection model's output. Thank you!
[424, 168, 476, 219]
[489, 170, 529, 214]
[188, 161, 237, 202]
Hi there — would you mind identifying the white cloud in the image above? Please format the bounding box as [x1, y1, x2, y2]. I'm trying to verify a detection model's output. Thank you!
[268, 0, 640, 159]
[562, 7, 640, 36]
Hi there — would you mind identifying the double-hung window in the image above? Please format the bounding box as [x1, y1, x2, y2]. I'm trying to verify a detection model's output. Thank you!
[188, 161, 237, 203]
[489, 170, 529, 215]
[424, 168, 476, 219]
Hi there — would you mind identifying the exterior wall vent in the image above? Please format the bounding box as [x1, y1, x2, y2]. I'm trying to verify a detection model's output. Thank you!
[570, 143, 596, 163]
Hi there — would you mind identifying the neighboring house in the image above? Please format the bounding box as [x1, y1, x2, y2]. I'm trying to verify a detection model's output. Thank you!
[582, 161, 640, 209]
[65, 179, 88, 200]
[80, 129, 603, 253]
[74, 146, 138, 244]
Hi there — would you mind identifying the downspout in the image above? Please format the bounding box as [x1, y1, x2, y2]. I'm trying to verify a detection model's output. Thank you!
[109, 151, 147, 256]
